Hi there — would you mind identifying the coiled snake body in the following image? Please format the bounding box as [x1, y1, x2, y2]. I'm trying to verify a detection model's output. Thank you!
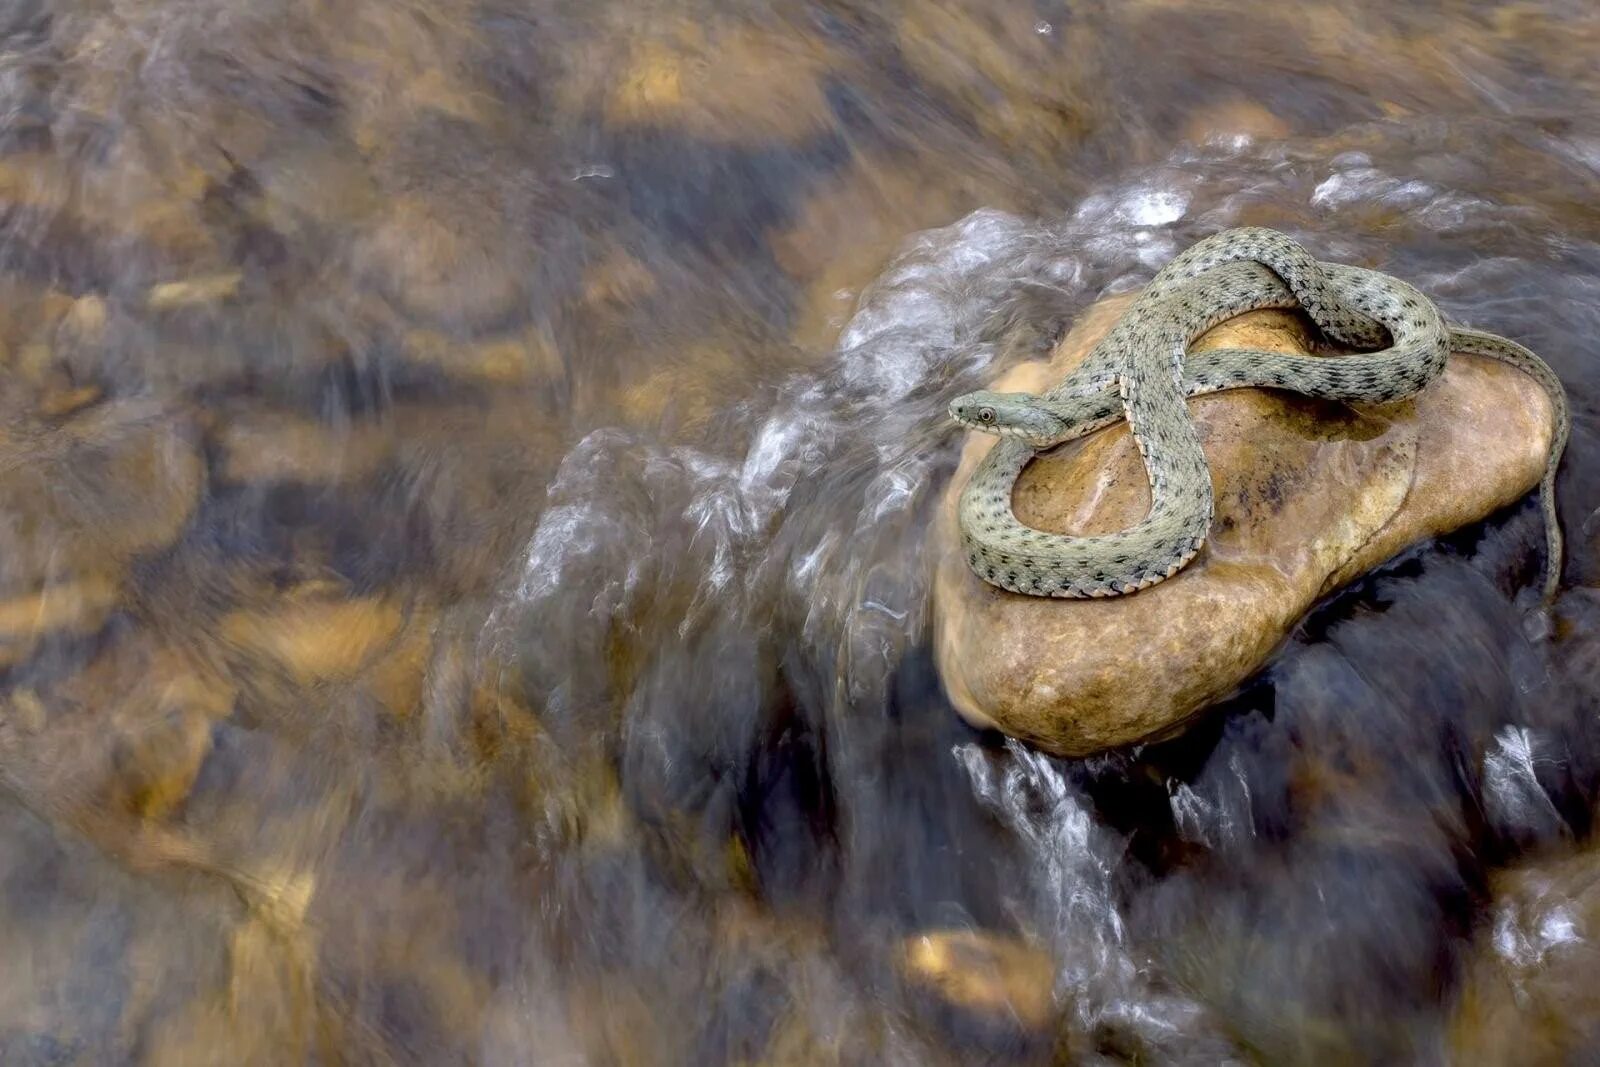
[948, 228, 1568, 600]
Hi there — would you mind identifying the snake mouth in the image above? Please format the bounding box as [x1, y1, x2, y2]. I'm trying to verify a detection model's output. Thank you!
[995, 423, 1059, 446]
[957, 420, 1028, 440]
[951, 416, 1053, 446]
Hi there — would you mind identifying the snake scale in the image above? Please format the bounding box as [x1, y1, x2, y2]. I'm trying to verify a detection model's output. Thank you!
[948, 228, 1569, 601]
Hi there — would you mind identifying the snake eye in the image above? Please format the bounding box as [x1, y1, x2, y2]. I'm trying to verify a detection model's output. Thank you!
[978, 407, 996, 424]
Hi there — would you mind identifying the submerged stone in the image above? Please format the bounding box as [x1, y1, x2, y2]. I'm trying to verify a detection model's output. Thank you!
[932, 294, 1556, 757]
[147, 272, 242, 311]
[0, 398, 203, 614]
[0, 576, 120, 670]
[898, 928, 1058, 1034]
[217, 592, 408, 686]
[604, 22, 841, 144]
[1450, 845, 1600, 1063]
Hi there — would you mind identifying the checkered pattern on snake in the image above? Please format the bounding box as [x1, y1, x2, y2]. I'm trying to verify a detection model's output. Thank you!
[947, 228, 1568, 601]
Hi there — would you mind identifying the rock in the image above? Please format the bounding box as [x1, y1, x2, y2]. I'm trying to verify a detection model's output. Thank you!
[253, 143, 380, 238]
[604, 22, 840, 144]
[401, 325, 565, 387]
[211, 411, 396, 487]
[11, 341, 54, 383]
[217, 590, 408, 687]
[1449, 848, 1600, 1063]
[1, 290, 74, 389]
[893, 4, 1097, 155]
[1182, 98, 1291, 146]
[0, 398, 205, 593]
[103, 670, 232, 821]
[58, 294, 109, 347]
[580, 248, 659, 310]
[0, 154, 70, 215]
[613, 340, 751, 436]
[0, 575, 121, 670]
[898, 928, 1058, 1033]
[139, 914, 320, 1066]
[0, 631, 235, 834]
[147, 272, 242, 310]
[770, 151, 1023, 352]
[357, 611, 438, 719]
[318, 2, 497, 157]
[932, 294, 1555, 757]
[36, 386, 104, 419]
[356, 194, 525, 330]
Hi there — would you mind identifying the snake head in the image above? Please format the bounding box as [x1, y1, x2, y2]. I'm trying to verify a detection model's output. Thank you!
[948, 390, 1067, 446]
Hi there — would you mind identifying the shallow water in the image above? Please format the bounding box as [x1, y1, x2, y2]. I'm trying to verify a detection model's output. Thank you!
[3, 0, 1600, 1063]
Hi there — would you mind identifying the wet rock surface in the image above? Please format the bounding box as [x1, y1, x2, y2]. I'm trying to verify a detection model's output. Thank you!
[1450, 844, 1600, 1064]
[933, 294, 1556, 757]
[899, 928, 1059, 1035]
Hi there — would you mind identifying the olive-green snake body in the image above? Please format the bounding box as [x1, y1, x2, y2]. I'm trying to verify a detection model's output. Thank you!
[948, 228, 1568, 600]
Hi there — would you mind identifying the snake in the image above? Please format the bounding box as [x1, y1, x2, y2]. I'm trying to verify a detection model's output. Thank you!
[948, 228, 1569, 601]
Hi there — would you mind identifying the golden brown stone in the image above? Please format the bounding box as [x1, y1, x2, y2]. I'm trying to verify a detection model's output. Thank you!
[933, 295, 1556, 756]
[137, 901, 321, 1065]
[357, 195, 523, 328]
[37, 386, 104, 419]
[770, 150, 1016, 352]
[1449, 848, 1600, 1064]
[0, 575, 121, 670]
[894, 3, 1099, 154]
[605, 22, 840, 143]
[218, 593, 408, 686]
[402, 326, 565, 387]
[11, 341, 53, 383]
[0, 399, 205, 592]
[0, 632, 235, 836]
[580, 249, 660, 309]
[110, 706, 220, 821]
[614, 341, 745, 435]
[359, 613, 438, 719]
[0, 154, 70, 214]
[3, 688, 48, 734]
[147, 272, 242, 311]
[254, 144, 381, 237]
[58, 294, 109, 347]
[899, 928, 1058, 1032]
[323, 1, 495, 155]
[1182, 98, 1292, 145]
[212, 412, 396, 486]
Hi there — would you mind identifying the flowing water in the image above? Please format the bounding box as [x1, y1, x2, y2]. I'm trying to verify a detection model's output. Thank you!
[3, 1, 1600, 1063]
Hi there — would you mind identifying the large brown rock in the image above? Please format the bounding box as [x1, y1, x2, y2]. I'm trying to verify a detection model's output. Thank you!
[933, 294, 1556, 757]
